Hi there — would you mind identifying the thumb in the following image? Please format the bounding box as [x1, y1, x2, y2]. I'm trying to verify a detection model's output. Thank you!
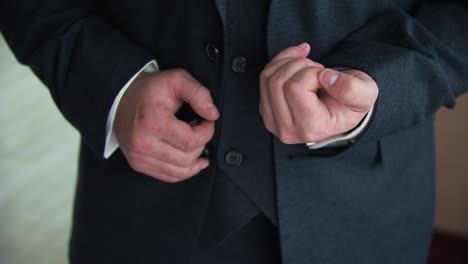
[319, 68, 377, 111]
[176, 77, 220, 121]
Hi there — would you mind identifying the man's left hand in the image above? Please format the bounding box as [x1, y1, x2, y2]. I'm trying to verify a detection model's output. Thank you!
[259, 43, 379, 144]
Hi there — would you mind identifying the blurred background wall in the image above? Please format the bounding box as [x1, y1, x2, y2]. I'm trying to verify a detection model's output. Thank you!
[0, 34, 467, 263]
[434, 95, 468, 236]
[0, 35, 79, 263]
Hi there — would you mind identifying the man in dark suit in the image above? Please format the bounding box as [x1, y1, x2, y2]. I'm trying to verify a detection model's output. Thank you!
[1, 0, 467, 263]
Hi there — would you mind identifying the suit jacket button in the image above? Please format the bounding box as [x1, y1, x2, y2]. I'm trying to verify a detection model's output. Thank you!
[225, 151, 243, 167]
[200, 147, 210, 159]
[205, 43, 220, 63]
[231, 57, 247, 73]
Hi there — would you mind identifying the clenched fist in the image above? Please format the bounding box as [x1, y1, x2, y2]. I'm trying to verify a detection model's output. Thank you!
[259, 43, 379, 144]
[114, 69, 219, 183]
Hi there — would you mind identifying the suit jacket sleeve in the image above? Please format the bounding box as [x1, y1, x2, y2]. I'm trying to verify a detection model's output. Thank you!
[0, 0, 154, 157]
[320, 0, 468, 143]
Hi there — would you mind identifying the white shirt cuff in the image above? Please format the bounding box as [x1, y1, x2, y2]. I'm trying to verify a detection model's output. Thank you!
[103, 60, 159, 159]
[306, 105, 375, 149]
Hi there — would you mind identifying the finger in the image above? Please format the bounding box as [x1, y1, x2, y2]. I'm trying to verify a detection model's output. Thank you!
[260, 57, 296, 134]
[158, 114, 214, 152]
[191, 119, 216, 148]
[262, 57, 323, 81]
[260, 52, 323, 134]
[266, 42, 311, 68]
[260, 61, 294, 134]
[284, 67, 331, 142]
[120, 125, 204, 167]
[157, 112, 196, 150]
[319, 69, 378, 111]
[175, 73, 220, 121]
[261, 57, 295, 79]
[320, 93, 367, 135]
[131, 153, 210, 181]
[152, 156, 209, 180]
[268, 57, 321, 128]
[134, 110, 210, 154]
[121, 151, 181, 182]
[149, 138, 206, 168]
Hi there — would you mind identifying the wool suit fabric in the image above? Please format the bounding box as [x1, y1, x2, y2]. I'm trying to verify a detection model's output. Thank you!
[1, 0, 468, 263]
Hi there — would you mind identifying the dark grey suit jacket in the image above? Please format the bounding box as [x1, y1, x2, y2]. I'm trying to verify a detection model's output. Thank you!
[1, 0, 467, 263]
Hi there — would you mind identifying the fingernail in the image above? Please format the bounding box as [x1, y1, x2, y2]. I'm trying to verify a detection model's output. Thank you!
[297, 42, 309, 49]
[321, 69, 339, 86]
[201, 160, 210, 170]
[207, 104, 219, 117]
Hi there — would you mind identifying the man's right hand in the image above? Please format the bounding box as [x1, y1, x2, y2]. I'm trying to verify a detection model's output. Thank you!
[114, 69, 219, 183]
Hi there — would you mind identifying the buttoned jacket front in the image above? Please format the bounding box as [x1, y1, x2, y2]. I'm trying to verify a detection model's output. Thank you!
[2, 0, 467, 263]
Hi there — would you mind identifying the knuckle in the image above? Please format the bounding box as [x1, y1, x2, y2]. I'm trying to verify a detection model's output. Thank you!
[163, 177, 181, 184]
[264, 122, 275, 134]
[163, 166, 180, 179]
[192, 84, 210, 100]
[279, 137, 294, 145]
[135, 106, 148, 122]
[151, 121, 163, 135]
[170, 68, 189, 78]
[260, 113, 274, 131]
[278, 129, 296, 144]
[129, 158, 145, 173]
[136, 113, 150, 128]
[179, 154, 196, 167]
[136, 108, 163, 134]
[128, 136, 148, 154]
[339, 79, 358, 100]
[268, 77, 281, 91]
[260, 69, 272, 83]
[280, 49, 294, 58]
[269, 72, 286, 89]
[284, 80, 302, 95]
[179, 167, 193, 179]
[259, 106, 265, 118]
[301, 130, 317, 143]
[305, 122, 332, 142]
[294, 57, 312, 67]
[190, 154, 200, 165]
[260, 115, 275, 133]
[157, 151, 172, 160]
[183, 138, 198, 152]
